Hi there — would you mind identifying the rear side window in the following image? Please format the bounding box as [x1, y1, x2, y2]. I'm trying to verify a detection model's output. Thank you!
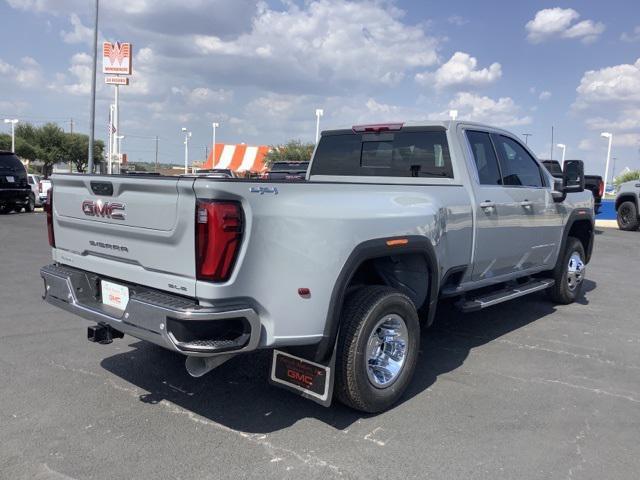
[494, 135, 543, 187]
[311, 130, 453, 178]
[0, 153, 26, 171]
[466, 131, 502, 185]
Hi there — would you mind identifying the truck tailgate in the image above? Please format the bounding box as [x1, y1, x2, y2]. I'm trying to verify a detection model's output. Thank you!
[51, 175, 198, 296]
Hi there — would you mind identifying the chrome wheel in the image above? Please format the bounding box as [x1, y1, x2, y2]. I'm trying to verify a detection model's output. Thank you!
[567, 251, 585, 291]
[366, 313, 409, 388]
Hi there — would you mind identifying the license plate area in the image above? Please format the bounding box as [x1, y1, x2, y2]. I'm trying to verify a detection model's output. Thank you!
[101, 280, 130, 311]
[270, 350, 332, 404]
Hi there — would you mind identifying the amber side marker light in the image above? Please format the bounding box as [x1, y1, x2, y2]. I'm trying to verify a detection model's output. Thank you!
[386, 238, 409, 247]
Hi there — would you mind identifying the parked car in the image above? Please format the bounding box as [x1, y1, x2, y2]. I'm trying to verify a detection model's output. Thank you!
[41, 121, 594, 413]
[28, 174, 43, 207]
[0, 151, 34, 213]
[264, 161, 309, 180]
[614, 180, 640, 230]
[39, 178, 52, 205]
[542, 160, 603, 214]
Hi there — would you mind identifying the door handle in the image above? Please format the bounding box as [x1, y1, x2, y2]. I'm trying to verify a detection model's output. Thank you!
[520, 200, 533, 208]
[479, 201, 495, 210]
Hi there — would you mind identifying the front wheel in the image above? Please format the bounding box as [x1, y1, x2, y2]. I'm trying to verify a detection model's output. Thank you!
[335, 286, 420, 413]
[548, 237, 586, 304]
[617, 201, 639, 231]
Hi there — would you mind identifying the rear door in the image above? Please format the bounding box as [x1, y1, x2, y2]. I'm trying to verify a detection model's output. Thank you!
[465, 130, 525, 280]
[51, 174, 198, 296]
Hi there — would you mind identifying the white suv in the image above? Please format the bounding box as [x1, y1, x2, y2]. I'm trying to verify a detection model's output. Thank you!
[27, 174, 43, 207]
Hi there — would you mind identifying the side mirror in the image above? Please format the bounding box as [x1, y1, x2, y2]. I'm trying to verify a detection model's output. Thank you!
[563, 160, 585, 193]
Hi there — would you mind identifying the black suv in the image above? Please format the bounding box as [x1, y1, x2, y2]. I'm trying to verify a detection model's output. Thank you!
[264, 161, 309, 181]
[0, 151, 34, 213]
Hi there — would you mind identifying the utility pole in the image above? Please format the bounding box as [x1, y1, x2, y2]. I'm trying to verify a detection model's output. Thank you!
[69, 118, 74, 172]
[87, 0, 99, 173]
[154, 135, 159, 172]
[522, 133, 532, 145]
[550, 126, 554, 160]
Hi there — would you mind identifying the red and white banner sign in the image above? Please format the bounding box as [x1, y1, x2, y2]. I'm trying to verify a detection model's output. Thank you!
[105, 76, 129, 85]
[103, 42, 132, 75]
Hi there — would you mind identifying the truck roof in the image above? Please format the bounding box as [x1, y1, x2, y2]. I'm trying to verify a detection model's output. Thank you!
[321, 120, 512, 136]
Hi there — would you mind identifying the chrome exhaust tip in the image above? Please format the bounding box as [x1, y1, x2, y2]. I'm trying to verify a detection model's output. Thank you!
[185, 354, 235, 378]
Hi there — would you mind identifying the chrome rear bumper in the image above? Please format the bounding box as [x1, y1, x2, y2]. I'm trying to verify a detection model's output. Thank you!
[40, 263, 261, 357]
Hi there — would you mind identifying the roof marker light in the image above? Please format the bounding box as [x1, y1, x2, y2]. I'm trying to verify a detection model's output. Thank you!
[352, 123, 403, 133]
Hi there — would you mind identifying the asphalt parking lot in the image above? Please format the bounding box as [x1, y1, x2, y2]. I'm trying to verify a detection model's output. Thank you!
[1, 212, 639, 480]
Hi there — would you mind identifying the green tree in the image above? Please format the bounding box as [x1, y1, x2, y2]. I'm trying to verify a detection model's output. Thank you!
[15, 123, 39, 146]
[2, 122, 106, 175]
[614, 170, 640, 186]
[15, 137, 37, 161]
[36, 123, 66, 175]
[263, 140, 315, 166]
[0, 133, 11, 151]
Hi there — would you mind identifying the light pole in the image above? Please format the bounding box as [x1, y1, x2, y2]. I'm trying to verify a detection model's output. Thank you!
[182, 127, 192, 174]
[315, 109, 324, 144]
[4, 119, 18, 153]
[556, 143, 566, 168]
[211, 122, 219, 167]
[522, 133, 532, 145]
[88, 0, 99, 173]
[601, 132, 613, 194]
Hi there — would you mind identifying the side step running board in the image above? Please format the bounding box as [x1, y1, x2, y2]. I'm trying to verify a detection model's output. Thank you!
[457, 279, 555, 313]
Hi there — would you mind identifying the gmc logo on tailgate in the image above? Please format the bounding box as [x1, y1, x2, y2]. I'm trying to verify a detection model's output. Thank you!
[82, 200, 126, 220]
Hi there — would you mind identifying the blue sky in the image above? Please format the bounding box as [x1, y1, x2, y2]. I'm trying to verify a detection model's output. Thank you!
[1, 0, 639, 177]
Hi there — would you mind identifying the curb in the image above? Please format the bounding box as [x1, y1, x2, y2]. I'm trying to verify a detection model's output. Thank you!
[595, 219, 618, 229]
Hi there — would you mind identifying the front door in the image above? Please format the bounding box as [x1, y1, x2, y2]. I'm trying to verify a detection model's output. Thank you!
[490, 133, 562, 270]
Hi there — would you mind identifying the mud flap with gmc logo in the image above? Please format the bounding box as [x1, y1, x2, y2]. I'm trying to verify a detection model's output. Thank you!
[269, 349, 335, 407]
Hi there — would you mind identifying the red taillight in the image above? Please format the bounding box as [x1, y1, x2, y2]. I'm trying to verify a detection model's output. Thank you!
[598, 179, 604, 197]
[195, 200, 243, 282]
[352, 123, 403, 133]
[45, 188, 55, 247]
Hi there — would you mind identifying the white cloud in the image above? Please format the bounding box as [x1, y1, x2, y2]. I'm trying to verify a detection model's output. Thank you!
[171, 86, 233, 105]
[60, 13, 92, 44]
[445, 92, 532, 127]
[578, 139, 594, 151]
[0, 56, 43, 88]
[574, 59, 640, 155]
[621, 26, 640, 43]
[57, 53, 93, 95]
[416, 52, 502, 90]
[193, 0, 439, 89]
[538, 90, 552, 101]
[525, 8, 604, 44]
[611, 133, 640, 147]
[447, 15, 469, 26]
[576, 58, 640, 104]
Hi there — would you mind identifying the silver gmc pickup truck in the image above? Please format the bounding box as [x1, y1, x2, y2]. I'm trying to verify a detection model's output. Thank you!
[615, 180, 640, 231]
[41, 121, 594, 412]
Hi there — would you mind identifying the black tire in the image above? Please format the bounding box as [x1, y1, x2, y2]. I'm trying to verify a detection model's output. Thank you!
[335, 285, 420, 413]
[25, 193, 35, 213]
[548, 237, 586, 304]
[617, 201, 639, 231]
